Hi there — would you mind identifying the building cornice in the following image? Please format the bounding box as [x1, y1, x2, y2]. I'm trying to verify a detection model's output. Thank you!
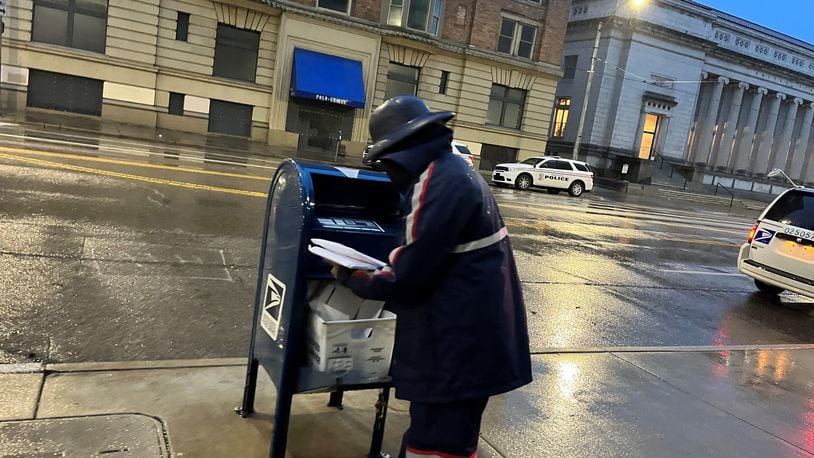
[569, 15, 814, 90]
[570, 0, 814, 83]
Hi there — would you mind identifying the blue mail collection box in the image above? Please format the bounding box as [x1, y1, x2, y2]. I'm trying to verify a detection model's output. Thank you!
[238, 159, 402, 458]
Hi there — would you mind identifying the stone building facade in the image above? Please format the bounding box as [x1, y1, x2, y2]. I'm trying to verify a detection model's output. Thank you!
[550, 0, 814, 188]
[0, 0, 569, 167]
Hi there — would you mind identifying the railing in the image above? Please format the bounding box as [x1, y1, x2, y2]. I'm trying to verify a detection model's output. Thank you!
[714, 182, 736, 208]
[653, 151, 689, 190]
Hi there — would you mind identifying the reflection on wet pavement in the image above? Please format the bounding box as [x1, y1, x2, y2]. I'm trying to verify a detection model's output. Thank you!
[482, 351, 814, 457]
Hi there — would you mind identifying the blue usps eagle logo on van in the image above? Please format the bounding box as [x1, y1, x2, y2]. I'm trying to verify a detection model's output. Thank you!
[754, 229, 776, 245]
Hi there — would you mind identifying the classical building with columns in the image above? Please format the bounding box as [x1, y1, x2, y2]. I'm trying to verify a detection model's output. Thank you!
[550, 0, 814, 188]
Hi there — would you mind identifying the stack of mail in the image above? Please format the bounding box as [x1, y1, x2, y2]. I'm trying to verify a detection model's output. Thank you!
[308, 239, 386, 271]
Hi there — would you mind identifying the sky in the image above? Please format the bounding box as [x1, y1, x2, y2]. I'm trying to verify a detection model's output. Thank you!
[694, 0, 814, 45]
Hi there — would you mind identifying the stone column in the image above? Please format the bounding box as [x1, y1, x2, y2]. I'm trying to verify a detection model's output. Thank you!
[733, 87, 768, 173]
[772, 97, 803, 172]
[689, 75, 728, 164]
[790, 103, 814, 180]
[714, 82, 748, 170]
[805, 144, 814, 184]
[753, 92, 786, 175]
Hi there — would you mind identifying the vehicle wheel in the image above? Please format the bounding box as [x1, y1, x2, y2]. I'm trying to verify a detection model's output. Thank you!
[515, 174, 532, 190]
[568, 181, 584, 197]
[754, 279, 783, 296]
[547, 189, 560, 195]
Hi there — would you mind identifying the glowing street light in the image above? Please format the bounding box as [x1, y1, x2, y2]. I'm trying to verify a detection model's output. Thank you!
[572, 0, 649, 160]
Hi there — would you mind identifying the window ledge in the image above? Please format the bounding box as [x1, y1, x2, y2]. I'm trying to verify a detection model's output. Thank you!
[182, 73, 273, 92]
[517, 0, 546, 8]
[455, 119, 549, 140]
[496, 50, 535, 62]
[485, 122, 523, 132]
[28, 41, 107, 60]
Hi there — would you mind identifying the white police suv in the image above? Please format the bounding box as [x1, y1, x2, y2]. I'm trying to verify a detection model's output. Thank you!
[738, 187, 814, 299]
[491, 156, 595, 197]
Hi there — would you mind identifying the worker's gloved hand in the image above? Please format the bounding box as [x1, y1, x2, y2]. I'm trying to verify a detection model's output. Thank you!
[331, 264, 352, 282]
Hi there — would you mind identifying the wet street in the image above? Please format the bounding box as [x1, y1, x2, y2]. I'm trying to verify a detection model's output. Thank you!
[1, 128, 813, 363]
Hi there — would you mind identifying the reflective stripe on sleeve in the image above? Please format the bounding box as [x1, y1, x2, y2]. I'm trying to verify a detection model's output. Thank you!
[450, 227, 509, 254]
[405, 162, 436, 245]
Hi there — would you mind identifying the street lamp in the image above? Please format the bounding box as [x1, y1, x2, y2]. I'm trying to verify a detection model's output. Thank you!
[767, 168, 799, 187]
[572, 0, 648, 160]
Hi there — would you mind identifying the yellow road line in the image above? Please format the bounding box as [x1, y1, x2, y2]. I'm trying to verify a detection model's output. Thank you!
[0, 149, 742, 247]
[0, 145, 271, 181]
[0, 152, 268, 198]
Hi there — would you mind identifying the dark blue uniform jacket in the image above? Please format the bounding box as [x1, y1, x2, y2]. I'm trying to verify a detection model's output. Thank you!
[341, 131, 532, 403]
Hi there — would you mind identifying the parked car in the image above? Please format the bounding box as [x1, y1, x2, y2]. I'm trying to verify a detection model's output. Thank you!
[738, 187, 814, 299]
[451, 141, 475, 168]
[362, 141, 475, 168]
[491, 156, 594, 197]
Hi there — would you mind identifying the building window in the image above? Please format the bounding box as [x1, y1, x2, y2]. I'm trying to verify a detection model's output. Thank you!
[563, 55, 578, 79]
[176, 12, 190, 41]
[551, 97, 570, 138]
[318, 0, 351, 14]
[542, 160, 575, 171]
[209, 100, 253, 137]
[27, 70, 103, 116]
[385, 63, 420, 100]
[439, 70, 450, 95]
[213, 24, 260, 83]
[497, 18, 536, 59]
[639, 113, 661, 159]
[31, 0, 108, 53]
[168, 93, 185, 116]
[486, 84, 526, 130]
[387, 0, 443, 35]
[430, 0, 443, 35]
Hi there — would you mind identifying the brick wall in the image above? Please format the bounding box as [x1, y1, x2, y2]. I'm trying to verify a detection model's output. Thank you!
[467, 0, 571, 65]
[469, 0, 548, 54]
[352, 0, 381, 22]
[440, 0, 474, 44]
[538, 0, 571, 66]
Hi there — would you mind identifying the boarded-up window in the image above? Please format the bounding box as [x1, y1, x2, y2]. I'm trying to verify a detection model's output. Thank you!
[209, 99, 253, 137]
[27, 70, 103, 116]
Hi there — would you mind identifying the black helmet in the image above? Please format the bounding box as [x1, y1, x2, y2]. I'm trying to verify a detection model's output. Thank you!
[365, 96, 455, 164]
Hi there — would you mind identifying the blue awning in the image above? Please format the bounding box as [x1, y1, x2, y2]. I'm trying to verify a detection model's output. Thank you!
[290, 48, 366, 109]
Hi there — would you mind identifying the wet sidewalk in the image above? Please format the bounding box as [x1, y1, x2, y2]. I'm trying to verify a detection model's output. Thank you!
[3, 348, 814, 457]
[0, 111, 366, 168]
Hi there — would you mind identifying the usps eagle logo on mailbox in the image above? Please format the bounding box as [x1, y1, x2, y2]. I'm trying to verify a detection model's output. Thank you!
[260, 274, 287, 341]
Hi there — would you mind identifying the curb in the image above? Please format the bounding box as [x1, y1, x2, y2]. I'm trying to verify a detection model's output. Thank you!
[6, 346, 814, 374]
[0, 358, 245, 375]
